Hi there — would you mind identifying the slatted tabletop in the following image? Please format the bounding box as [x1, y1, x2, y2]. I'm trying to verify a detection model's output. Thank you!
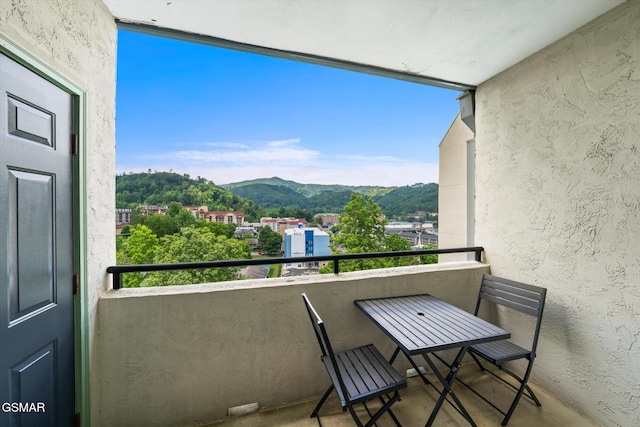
[355, 294, 510, 355]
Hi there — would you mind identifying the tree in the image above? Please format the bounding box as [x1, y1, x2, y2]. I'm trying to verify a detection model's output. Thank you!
[138, 204, 196, 238]
[141, 226, 251, 287]
[264, 233, 283, 255]
[195, 219, 235, 238]
[116, 225, 159, 288]
[258, 226, 283, 255]
[143, 213, 180, 238]
[383, 233, 416, 267]
[330, 194, 388, 253]
[166, 201, 183, 217]
[258, 226, 273, 248]
[320, 194, 389, 273]
[419, 244, 439, 265]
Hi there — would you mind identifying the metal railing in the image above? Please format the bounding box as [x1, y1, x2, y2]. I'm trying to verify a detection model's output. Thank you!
[106, 246, 484, 290]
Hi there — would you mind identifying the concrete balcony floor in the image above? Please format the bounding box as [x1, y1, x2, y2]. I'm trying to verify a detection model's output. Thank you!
[204, 365, 596, 427]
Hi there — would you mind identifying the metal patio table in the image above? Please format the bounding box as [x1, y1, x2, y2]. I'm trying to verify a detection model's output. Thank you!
[354, 294, 510, 427]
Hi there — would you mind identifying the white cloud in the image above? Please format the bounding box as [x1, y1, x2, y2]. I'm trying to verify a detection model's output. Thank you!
[118, 138, 439, 186]
[263, 138, 300, 147]
[142, 138, 318, 165]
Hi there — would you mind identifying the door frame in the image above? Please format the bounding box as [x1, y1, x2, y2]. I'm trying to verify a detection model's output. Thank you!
[0, 34, 90, 427]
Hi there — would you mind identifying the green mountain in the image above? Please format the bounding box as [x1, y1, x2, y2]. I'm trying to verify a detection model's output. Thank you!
[307, 190, 355, 213]
[374, 183, 438, 217]
[222, 177, 438, 219]
[227, 184, 307, 209]
[116, 172, 438, 221]
[221, 176, 393, 198]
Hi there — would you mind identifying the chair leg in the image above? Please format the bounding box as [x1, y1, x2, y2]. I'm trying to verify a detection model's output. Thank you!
[311, 385, 335, 418]
[462, 354, 542, 426]
[362, 391, 401, 427]
[469, 351, 487, 371]
[501, 362, 537, 426]
[378, 394, 402, 427]
[345, 392, 402, 427]
[347, 405, 365, 427]
[499, 364, 542, 406]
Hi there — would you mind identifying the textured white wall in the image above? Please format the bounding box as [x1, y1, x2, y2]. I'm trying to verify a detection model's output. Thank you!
[475, 1, 640, 425]
[0, 0, 117, 423]
[439, 112, 474, 262]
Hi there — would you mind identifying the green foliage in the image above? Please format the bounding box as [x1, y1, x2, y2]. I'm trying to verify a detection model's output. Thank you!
[135, 205, 196, 238]
[383, 233, 417, 267]
[307, 191, 355, 214]
[221, 176, 390, 198]
[331, 194, 388, 253]
[258, 226, 283, 255]
[227, 184, 306, 209]
[194, 219, 235, 238]
[222, 179, 438, 220]
[116, 172, 266, 221]
[263, 232, 283, 256]
[419, 244, 439, 265]
[266, 207, 312, 222]
[319, 194, 388, 274]
[319, 195, 435, 273]
[117, 225, 159, 288]
[116, 221, 250, 287]
[141, 226, 251, 287]
[374, 183, 438, 218]
[117, 172, 438, 221]
[121, 225, 158, 264]
[383, 233, 411, 252]
[114, 173, 440, 284]
[267, 263, 282, 278]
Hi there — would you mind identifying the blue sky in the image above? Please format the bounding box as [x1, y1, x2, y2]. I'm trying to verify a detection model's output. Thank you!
[116, 29, 461, 187]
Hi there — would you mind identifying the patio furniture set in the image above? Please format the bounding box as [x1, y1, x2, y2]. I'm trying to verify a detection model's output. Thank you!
[302, 274, 546, 427]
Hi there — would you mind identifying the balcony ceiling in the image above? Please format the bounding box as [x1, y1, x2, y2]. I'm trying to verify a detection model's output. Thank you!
[103, 0, 624, 88]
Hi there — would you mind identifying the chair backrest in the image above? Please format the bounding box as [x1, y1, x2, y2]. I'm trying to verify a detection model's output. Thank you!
[475, 274, 547, 354]
[302, 293, 350, 402]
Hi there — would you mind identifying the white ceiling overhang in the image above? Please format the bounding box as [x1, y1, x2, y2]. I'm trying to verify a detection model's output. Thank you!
[103, 0, 625, 90]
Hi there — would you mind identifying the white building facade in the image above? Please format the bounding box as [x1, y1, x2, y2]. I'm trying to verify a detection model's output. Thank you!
[283, 227, 330, 270]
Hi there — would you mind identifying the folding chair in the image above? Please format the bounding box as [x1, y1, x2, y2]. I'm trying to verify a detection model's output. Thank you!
[302, 293, 407, 427]
[461, 274, 546, 426]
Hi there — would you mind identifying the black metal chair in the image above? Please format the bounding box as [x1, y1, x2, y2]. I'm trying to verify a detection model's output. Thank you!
[461, 274, 547, 426]
[302, 293, 407, 427]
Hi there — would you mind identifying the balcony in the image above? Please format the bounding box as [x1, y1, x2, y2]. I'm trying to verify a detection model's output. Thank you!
[97, 261, 595, 426]
[2, 1, 638, 426]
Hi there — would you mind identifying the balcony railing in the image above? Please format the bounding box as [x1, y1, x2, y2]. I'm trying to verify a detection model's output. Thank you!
[106, 246, 484, 290]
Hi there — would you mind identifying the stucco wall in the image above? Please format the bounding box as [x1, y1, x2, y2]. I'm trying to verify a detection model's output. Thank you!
[97, 262, 489, 426]
[475, 1, 640, 426]
[0, 0, 117, 424]
[439, 112, 474, 262]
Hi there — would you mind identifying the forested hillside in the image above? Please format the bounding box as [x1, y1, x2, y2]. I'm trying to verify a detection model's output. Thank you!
[375, 183, 438, 217]
[116, 172, 438, 220]
[116, 172, 264, 220]
[226, 183, 306, 209]
[221, 176, 393, 198]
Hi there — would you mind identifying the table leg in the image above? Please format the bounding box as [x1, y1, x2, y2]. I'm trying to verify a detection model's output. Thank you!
[422, 346, 477, 427]
[390, 346, 431, 386]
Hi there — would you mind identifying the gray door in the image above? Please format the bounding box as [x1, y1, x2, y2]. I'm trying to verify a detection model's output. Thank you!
[0, 54, 75, 426]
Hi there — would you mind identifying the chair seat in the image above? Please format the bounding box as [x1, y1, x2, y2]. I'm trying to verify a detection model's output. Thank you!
[321, 344, 407, 407]
[470, 340, 531, 364]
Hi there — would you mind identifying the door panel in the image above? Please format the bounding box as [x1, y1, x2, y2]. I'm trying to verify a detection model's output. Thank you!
[0, 54, 75, 427]
[10, 342, 56, 426]
[8, 170, 55, 321]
